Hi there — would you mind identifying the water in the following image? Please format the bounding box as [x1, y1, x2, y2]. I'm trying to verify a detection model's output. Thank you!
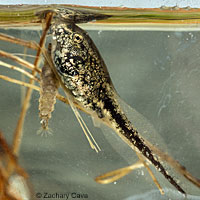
[0, 25, 200, 200]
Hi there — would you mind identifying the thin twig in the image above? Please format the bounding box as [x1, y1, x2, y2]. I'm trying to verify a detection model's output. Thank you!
[0, 33, 38, 50]
[0, 50, 41, 73]
[95, 160, 144, 184]
[0, 61, 40, 81]
[13, 53, 37, 58]
[0, 75, 40, 91]
[20, 47, 28, 105]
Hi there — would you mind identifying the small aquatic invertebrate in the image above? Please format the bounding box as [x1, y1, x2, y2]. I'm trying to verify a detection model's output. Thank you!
[38, 44, 59, 132]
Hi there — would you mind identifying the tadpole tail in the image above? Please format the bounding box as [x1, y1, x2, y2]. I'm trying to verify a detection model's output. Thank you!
[103, 96, 186, 195]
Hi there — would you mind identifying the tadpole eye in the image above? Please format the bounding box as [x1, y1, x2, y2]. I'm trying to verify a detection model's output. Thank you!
[76, 35, 80, 40]
[74, 34, 83, 43]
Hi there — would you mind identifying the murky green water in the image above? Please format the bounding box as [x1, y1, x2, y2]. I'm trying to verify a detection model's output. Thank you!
[0, 25, 200, 200]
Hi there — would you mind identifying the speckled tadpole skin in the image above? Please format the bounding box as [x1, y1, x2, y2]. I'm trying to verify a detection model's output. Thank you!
[50, 22, 185, 194]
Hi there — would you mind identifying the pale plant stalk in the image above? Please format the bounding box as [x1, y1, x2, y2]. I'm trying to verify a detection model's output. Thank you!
[0, 33, 38, 50]
[0, 75, 40, 91]
[0, 60, 39, 81]
[0, 50, 41, 73]
[95, 160, 145, 184]
[20, 47, 28, 105]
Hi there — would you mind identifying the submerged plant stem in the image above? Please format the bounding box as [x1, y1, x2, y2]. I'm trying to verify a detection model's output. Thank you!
[0, 75, 40, 91]
[0, 60, 39, 81]
[0, 33, 38, 50]
[95, 160, 144, 184]
[0, 50, 41, 73]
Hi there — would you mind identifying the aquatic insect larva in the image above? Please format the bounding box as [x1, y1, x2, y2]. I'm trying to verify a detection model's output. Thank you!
[38, 44, 59, 132]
